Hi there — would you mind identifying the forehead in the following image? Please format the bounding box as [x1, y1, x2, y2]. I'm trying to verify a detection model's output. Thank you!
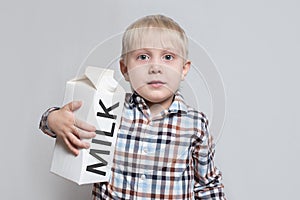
[124, 27, 185, 58]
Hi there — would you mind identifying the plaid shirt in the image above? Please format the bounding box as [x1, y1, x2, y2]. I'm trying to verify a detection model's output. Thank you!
[92, 92, 225, 199]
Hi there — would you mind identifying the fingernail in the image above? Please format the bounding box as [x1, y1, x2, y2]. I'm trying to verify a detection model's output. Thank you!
[74, 151, 79, 156]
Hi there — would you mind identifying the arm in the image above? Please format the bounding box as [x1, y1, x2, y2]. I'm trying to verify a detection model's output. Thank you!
[193, 117, 226, 199]
[39, 101, 96, 156]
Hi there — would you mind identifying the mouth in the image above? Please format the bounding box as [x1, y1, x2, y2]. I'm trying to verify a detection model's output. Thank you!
[147, 80, 166, 88]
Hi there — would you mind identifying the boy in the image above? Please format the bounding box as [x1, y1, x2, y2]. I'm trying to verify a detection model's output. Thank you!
[40, 15, 226, 199]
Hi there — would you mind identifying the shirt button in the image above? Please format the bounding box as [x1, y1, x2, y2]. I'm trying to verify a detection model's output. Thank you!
[143, 148, 148, 153]
[141, 174, 146, 180]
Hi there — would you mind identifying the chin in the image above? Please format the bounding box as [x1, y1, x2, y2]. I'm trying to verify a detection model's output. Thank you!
[136, 86, 175, 103]
[146, 93, 174, 104]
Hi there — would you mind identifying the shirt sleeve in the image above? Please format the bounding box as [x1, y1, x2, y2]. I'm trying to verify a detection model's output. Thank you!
[192, 115, 226, 199]
[39, 107, 60, 138]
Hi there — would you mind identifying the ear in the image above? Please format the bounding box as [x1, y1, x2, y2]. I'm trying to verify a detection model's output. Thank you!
[120, 59, 130, 81]
[181, 60, 191, 80]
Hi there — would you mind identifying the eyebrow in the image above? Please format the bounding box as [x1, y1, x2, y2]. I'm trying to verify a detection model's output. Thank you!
[132, 48, 178, 54]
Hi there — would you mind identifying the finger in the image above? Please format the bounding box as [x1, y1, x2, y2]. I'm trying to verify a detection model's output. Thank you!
[67, 131, 90, 149]
[63, 101, 82, 112]
[71, 125, 80, 138]
[77, 129, 96, 139]
[75, 118, 96, 132]
[63, 136, 79, 156]
[71, 125, 95, 140]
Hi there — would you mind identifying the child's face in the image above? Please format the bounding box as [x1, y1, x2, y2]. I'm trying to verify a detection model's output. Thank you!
[120, 47, 190, 109]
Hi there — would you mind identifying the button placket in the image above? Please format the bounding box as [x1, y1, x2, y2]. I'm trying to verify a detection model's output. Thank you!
[140, 174, 146, 181]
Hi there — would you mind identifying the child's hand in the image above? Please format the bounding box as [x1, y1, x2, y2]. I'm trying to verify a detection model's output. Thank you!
[47, 101, 96, 156]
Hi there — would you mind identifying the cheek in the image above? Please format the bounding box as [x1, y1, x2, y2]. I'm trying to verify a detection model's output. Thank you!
[127, 66, 148, 90]
[165, 66, 182, 81]
[163, 66, 182, 92]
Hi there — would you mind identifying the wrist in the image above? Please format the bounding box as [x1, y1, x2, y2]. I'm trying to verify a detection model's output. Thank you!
[39, 107, 60, 138]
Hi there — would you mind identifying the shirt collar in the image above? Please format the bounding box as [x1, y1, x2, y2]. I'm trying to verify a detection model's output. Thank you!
[127, 91, 188, 115]
[168, 92, 188, 114]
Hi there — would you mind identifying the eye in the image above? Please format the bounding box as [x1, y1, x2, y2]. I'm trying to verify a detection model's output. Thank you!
[137, 54, 150, 61]
[162, 54, 174, 61]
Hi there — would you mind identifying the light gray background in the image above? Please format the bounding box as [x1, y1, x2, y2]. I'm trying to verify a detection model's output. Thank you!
[0, 0, 299, 199]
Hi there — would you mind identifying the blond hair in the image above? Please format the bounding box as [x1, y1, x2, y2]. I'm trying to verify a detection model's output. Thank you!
[121, 15, 189, 60]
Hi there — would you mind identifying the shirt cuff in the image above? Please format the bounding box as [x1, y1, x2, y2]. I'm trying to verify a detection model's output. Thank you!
[39, 107, 60, 138]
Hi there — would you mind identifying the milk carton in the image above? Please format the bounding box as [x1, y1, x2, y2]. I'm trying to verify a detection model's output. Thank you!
[51, 66, 125, 185]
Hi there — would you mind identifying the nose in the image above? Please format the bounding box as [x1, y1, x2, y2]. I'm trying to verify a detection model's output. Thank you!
[148, 62, 162, 74]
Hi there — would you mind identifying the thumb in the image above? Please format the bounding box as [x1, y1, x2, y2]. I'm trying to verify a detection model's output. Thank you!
[64, 101, 83, 112]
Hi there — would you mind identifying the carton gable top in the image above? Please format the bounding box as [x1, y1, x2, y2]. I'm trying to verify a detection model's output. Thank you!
[71, 66, 117, 91]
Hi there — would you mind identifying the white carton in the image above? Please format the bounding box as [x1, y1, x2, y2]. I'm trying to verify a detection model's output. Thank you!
[51, 66, 125, 185]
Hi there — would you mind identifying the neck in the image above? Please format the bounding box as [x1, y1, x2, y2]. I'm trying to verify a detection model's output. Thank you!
[145, 95, 175, 117]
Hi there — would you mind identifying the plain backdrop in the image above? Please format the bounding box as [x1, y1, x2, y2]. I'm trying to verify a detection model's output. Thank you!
[0, 0, 299, 199]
